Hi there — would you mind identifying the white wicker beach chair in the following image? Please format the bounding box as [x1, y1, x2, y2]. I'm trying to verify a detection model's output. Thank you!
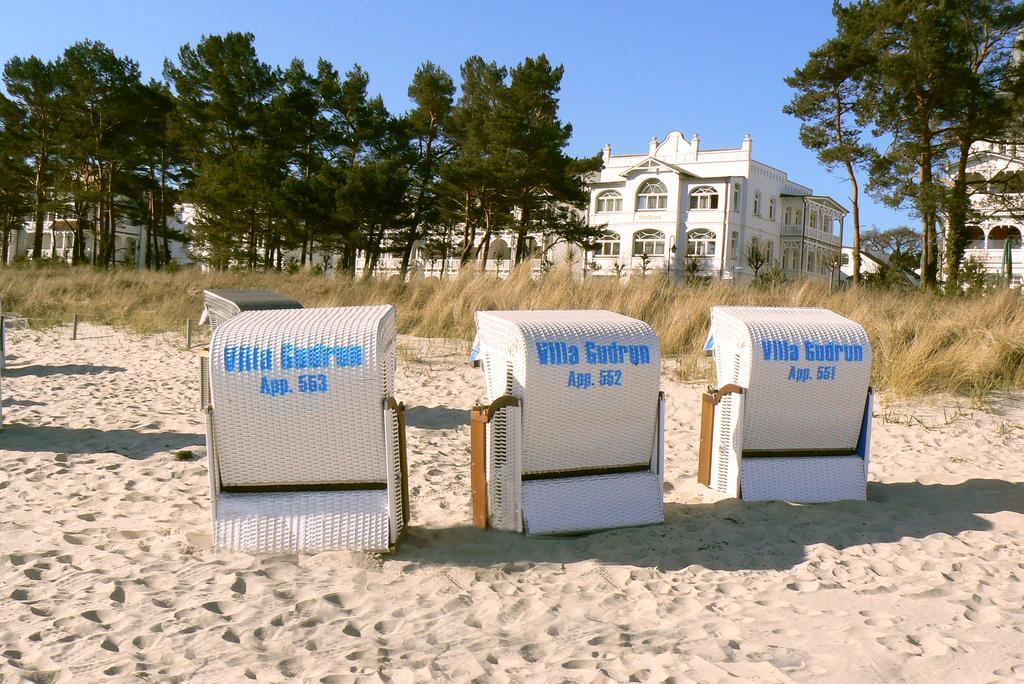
[470, 310, 665, 535]
[699, 306, 873, 503]
[205, 305, 408, 553]
[198, 289, 303, 410]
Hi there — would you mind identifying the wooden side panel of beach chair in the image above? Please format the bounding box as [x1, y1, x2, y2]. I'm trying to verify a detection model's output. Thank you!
[698, 385, 743, 488]
[698, 392, 715, 487]
[470, 396, 522, 529]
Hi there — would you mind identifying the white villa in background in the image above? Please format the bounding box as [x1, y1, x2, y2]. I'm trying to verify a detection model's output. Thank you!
[839, 246, 919, 287]
[585, 131, 847, 282]
[950, 140, 1024, 286]
[4, 211, 190, 267]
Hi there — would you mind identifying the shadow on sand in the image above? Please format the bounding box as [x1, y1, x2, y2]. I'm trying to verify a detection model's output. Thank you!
[2, 364, 126, 378]
[0, 423, 204, 459]
[404, 405, 468, 430]
[396, 478, 1024, 572]
[1, 398, 45, 407]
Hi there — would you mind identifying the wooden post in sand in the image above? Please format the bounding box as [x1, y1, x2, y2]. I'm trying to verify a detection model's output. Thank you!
[72, 314, 79, 341]
[186, 318, 193, 350]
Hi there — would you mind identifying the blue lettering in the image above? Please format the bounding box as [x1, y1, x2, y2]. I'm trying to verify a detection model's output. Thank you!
[567, 371, 592, 389]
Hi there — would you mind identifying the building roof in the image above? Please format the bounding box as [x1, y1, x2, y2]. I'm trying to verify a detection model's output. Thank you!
[618, 156, 697, 178]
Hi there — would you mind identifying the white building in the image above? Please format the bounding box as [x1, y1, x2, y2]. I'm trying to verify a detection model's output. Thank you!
[949, 141, 1024, 286]
[5, 212, 190, 268]
[584, 131, 846, 282]
[839, 246, 919, 287]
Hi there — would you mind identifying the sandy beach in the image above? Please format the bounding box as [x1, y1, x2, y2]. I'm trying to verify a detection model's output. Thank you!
[1, 322, 1023, 682]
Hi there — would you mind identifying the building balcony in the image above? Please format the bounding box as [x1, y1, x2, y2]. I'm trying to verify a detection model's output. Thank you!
[963, 247, 1024, 273]
[780, 225, 841, 244]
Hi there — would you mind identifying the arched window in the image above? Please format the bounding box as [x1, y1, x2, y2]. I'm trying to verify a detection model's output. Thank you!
[987, 224, 1022, 249]
[685, 229, 716, 256]
[768, 197, 776, 221]
[753, 191, 762, 216]
[636, 179, 668, 210]
[784, 207, 793, 225]
[688, 185, 719, 210]
[632, 229, 666, 256]
[784, 247, 798, 270]
[592, 231, 621, 257]
[595, 190, 622, 213]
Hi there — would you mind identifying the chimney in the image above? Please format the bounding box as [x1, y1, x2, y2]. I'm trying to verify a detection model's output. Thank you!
[649, 136, 658, 156]
[691, 133, 700, 158]
[742, 133, 752, 155]
[602, 143, 611, 163]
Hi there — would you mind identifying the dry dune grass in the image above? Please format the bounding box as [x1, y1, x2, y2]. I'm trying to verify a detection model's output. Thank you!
[1, 263, 1022, 397]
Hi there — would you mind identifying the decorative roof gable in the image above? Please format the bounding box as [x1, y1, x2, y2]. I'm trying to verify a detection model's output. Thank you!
[619, 156, 695, 178]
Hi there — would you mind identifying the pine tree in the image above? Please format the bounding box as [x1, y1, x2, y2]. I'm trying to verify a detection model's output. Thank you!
[1, 55, 64, 260]
[940, 0, 1024, 287]
[397, 62, 454, 278]
[0, 118, 31, 264]
[164, 32, 283, 269]
[59, 40, 149, 266]
[784, 24, 876, 284]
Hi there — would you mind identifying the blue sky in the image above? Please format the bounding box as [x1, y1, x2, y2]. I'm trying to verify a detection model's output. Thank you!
[0, 0, 914, 238]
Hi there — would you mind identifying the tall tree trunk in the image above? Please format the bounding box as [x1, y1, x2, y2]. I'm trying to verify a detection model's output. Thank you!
[514, 204, 530, 265]
[459, 192, 476, 265]
[917, 105, 938, 288]
[159, 153, 171, 266]
[845, 162, 862, 285]
[104, 166, 117, 267]
[94, 165, 103, 266]
[31, 159, 46, 260]
[248, 208, 258, 270]
[400, 134, 435, 279]
[1, 217, 11, 264]
[944, 138, 972, 289]
[478, 209, 493, 272]
[919, 152, 937, 288]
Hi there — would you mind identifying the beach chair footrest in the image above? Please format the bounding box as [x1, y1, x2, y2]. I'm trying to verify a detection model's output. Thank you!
[522, 471, 664, 535]
[215, 489, 391, 553]
[741, 456, 866, 503]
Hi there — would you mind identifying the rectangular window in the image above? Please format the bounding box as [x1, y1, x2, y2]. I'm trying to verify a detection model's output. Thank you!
[733, 183, 740, 211]
[593, 237, 621, 257]
[633, 237, 666, 256]
[687, 240, 715, 256]
[638, 195, 667, 210]
[689, 194, 719, 210]
[753, 193, 761, 216]
[768, 198, 776, 221]
[730, 231, 738, 260]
